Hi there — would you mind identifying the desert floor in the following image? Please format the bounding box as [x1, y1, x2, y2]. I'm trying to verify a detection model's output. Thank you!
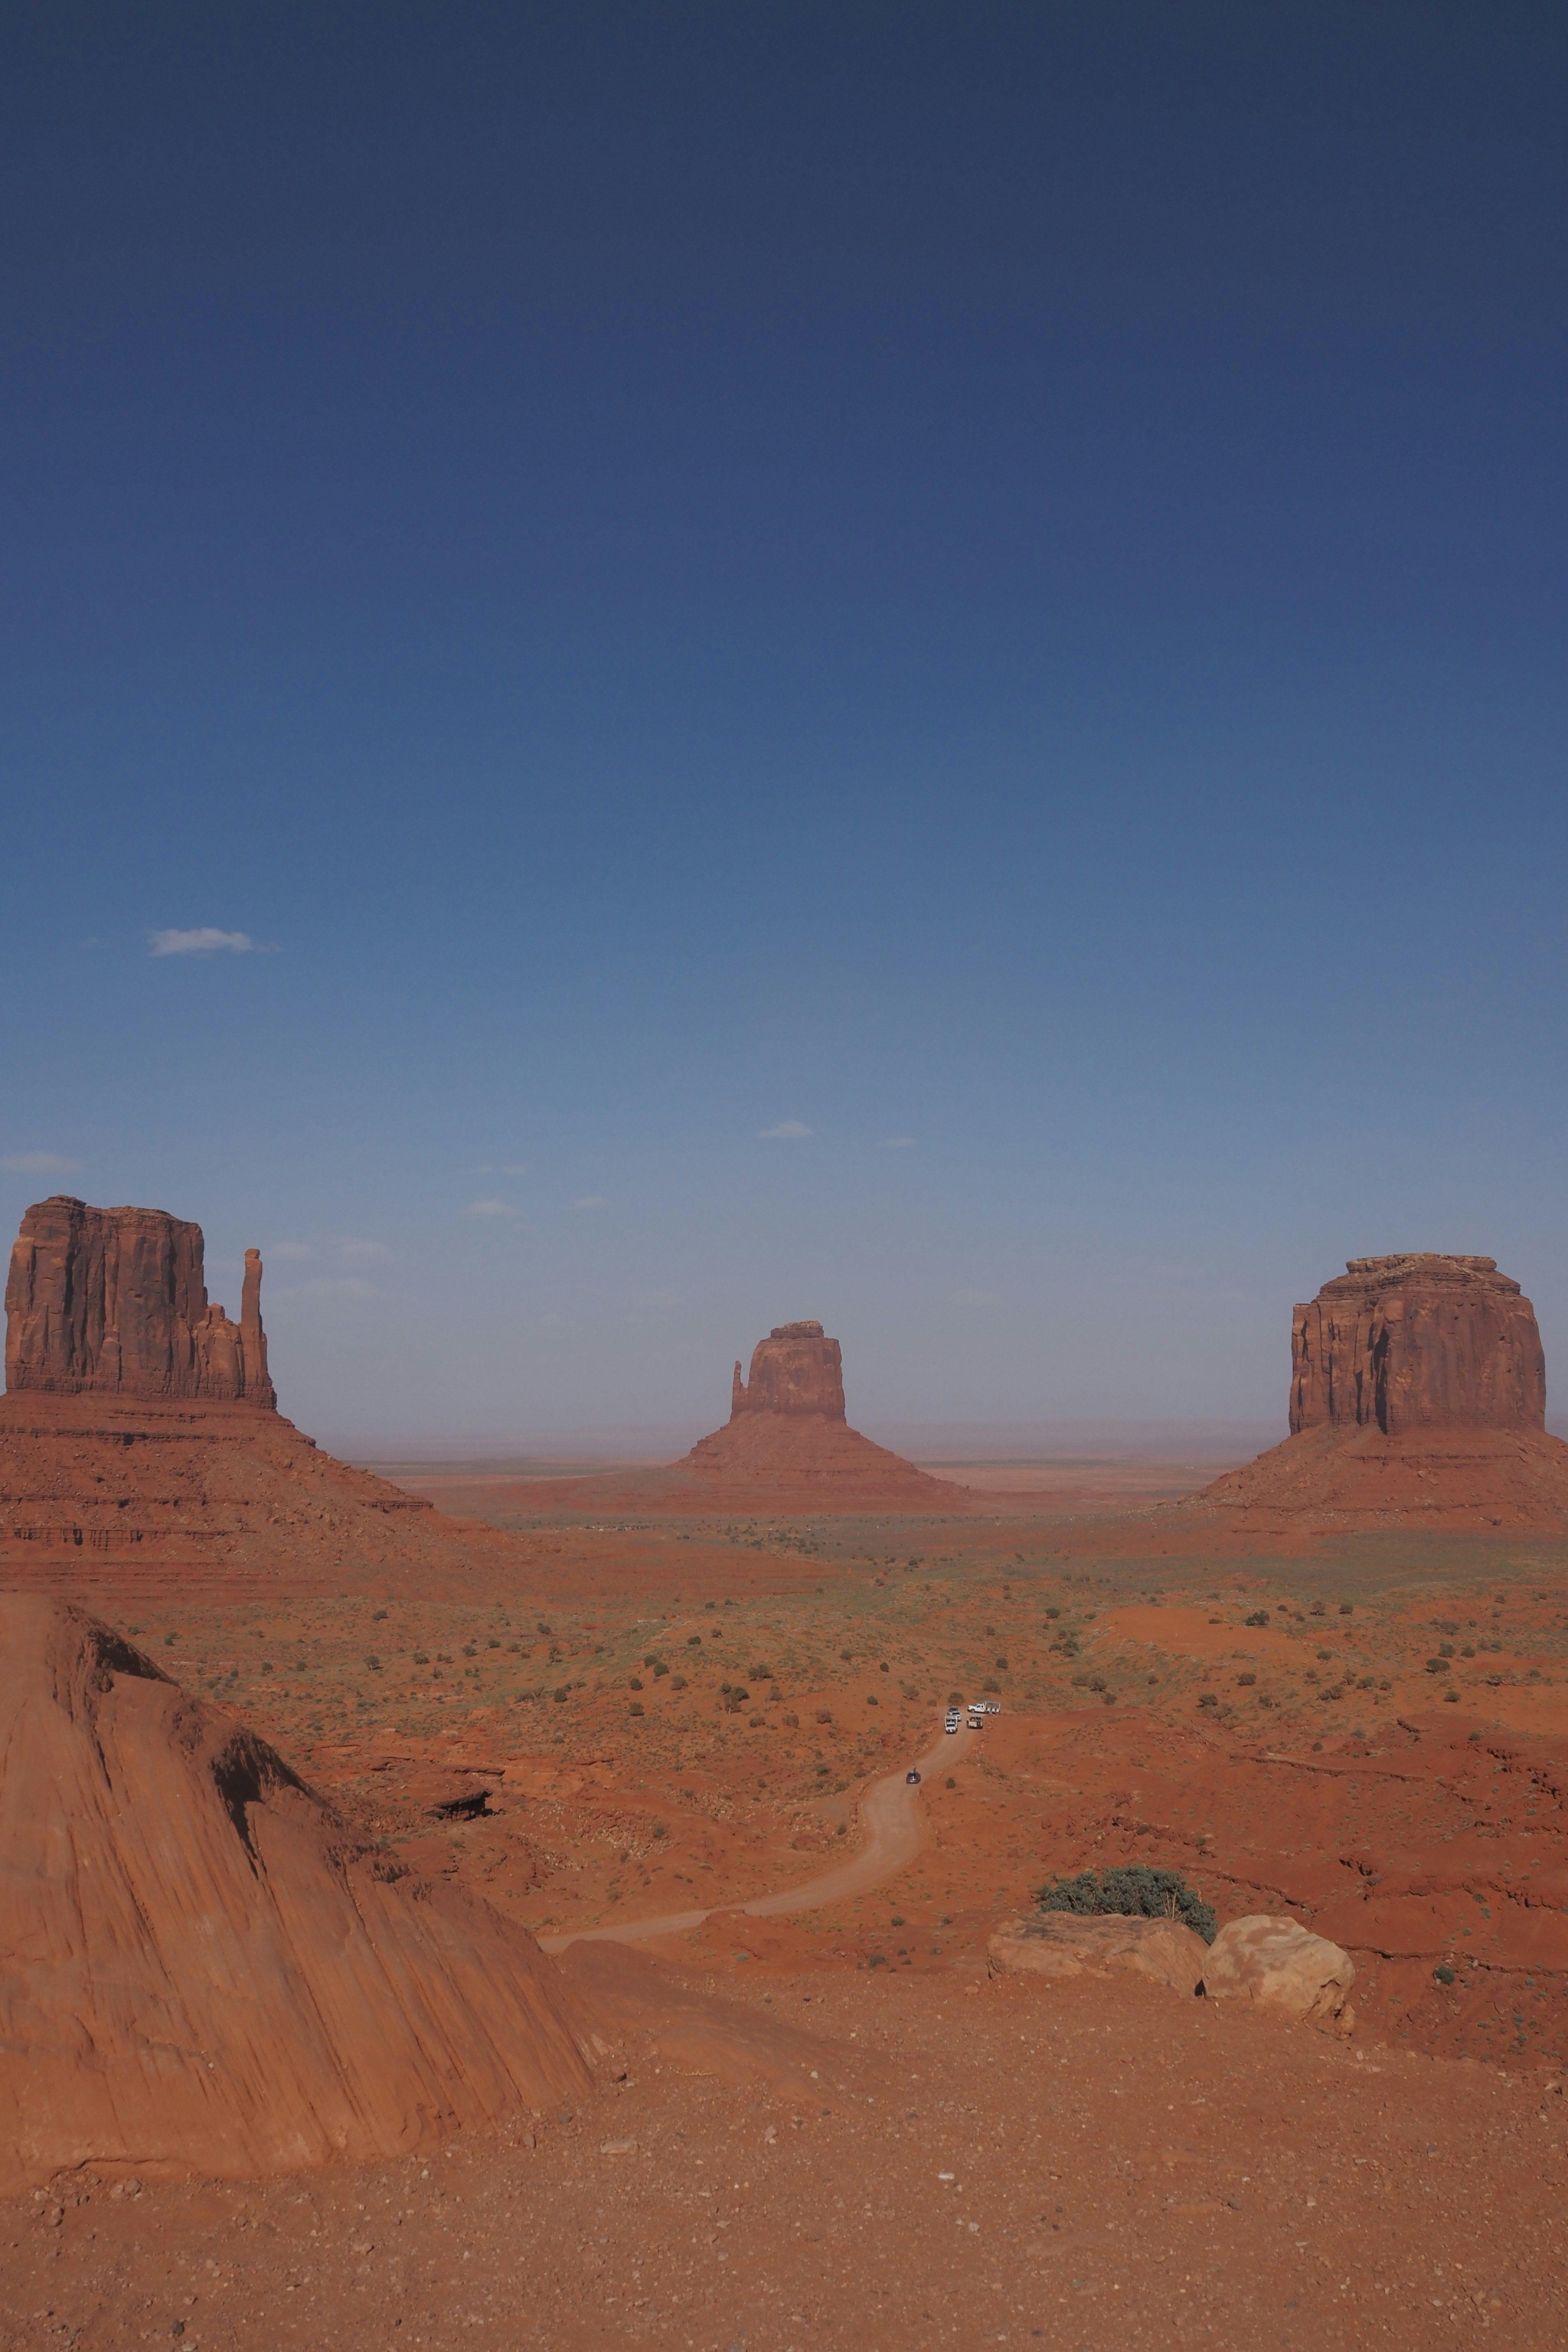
[7, 1466, 1568, 2347]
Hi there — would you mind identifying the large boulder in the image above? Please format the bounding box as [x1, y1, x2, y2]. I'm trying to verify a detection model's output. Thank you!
[989, 1911, 1208, 1993]
[5, 1194, 275, 1406]
[1290, 1254, 1544, 1437]
[1200, 1914, 1355, 2031]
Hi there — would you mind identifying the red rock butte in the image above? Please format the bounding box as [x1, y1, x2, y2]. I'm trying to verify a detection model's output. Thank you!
[0, 1197, 516, 1595]
[1189, 1252, 1568, 1530]
[668, 1319, 958, 1509]
[7, 1194, 275, 1406]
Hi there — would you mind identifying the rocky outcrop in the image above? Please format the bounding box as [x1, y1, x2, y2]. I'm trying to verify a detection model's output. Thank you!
[1199, 1915, 1355, 2032]
[5, 1196, 275, 1408]
[0, 1597, 599, 2190]
[730, 1321, 846, 1420]
[1290, 1254, 1544, 1437]
[1183, 1250, 1568, 1530]
[988, 1911, 1208, 1993]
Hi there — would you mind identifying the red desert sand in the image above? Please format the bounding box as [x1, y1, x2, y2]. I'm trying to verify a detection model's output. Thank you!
[7, 1204, 1568, 2347]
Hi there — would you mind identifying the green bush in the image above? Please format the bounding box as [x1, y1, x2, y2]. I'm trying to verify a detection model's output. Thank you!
[1038, 1866, 1218, 1944]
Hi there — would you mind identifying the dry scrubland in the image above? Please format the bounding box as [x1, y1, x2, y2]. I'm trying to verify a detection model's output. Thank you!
[9, 1494, 1568, 2348]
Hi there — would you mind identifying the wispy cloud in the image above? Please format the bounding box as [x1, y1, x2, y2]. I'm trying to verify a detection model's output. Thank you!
[758, 1119, 812, 1139]
[147, 927, 263, 958]
[880, 1135, 916, 1149]
[2, 1149, 83, 1174]
[572, 1194, 608, 1211]
[340, 1238, 393, 1263]
[462, 1198, 522, 1219]
[269, 1241, 314, 1260]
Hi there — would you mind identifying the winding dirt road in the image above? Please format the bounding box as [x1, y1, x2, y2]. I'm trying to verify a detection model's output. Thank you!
[538, 1717, 976, 1953]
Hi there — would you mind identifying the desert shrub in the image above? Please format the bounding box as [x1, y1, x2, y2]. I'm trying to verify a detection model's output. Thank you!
[1434, 1962, 1456, 1985]
[1444, 1689, 1460, 1703]
[1197, 1692, 1217, 1708]
[628, 1701, 644, 1717]
[1237, 1672, 1256, 1687]
[782, 1711, 798, 1728]
[1243, 1610, 1269, 1627]
[817, 1709, 833, 1724]
[945, 1776, 956, 1788]
[687, 1633, 702, 1646]
[552, 1686, 569, 1704]
[652, 1822, 666, 1838]
[628, 1676, 644, 1691]
[1339, 1603, 1354, 1615]
[1038, 1866, 1217, 1944]
[948, 1689, 963, 1704]
[1045, 1606, 1060, 1620]
[1426, 1658, 1448, 1675]
[671, 1673, 688, 1690]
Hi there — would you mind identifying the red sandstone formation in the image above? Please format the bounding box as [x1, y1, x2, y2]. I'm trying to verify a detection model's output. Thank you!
[667, 1318, 961, 1509]
[731, 1321, 846, 1420]
[1290, 1254, 1545, 1437]
[6, 1194, 275, 1408]
[0, 1597, 599, 2192]
[1188, 1252, 1568, 1531]
[0, 1198, 547, 1595]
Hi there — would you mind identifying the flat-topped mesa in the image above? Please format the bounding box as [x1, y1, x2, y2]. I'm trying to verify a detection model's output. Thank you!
[4, 1196, 276, 1408]
[729, 1319, 846, 1421]
[1290, 1252, 1545, 1438]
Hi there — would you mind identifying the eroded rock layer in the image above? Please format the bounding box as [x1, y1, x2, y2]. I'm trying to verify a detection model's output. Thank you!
[0, 1390, 536, 1598]
[6, 1195, 275, 1407]
[1187, 1250, 1567, 1530]
[0, 1597, 598, 2192]
[1290, 1254, 1545, 1437]
[730, 1321, 846, 1420]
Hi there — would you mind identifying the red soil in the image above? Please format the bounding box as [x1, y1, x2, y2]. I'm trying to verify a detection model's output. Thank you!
[1183, 1420, 1568, 1533]
[9, 1402, 1568, 2347]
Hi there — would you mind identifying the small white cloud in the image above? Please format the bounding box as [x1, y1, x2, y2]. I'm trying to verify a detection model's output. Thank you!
[340, 1238, 393, 1263]
[758, 1119, 812, 1139]
[880, 1135, 916, 1149]
[2, 1150, 83, 1174]
[462, 1198, 521, 1218]
[147, 927, 261, 958]
[572, 1194, 608, 1211]
[269, 1241, 314, 1260]
[279, 1276, 382, 1302]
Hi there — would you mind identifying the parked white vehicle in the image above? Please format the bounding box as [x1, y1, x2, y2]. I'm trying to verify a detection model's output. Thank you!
[944, 1709, 962, 1733]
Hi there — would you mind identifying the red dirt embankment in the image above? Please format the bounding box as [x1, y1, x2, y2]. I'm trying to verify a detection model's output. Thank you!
[0, 1597, 599, 2192]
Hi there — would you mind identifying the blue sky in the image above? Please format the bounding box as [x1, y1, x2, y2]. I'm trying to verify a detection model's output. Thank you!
[3, 4, 1566, 1444]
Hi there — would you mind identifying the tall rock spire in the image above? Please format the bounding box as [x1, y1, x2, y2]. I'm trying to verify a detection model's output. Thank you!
[4, 1196, 277, 1407]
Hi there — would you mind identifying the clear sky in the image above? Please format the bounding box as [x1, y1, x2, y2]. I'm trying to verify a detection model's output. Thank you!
[3, 3, 1565, 1446]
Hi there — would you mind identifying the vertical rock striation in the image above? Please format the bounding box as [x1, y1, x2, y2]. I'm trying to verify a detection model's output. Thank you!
[729, 1321, 846, 1421]
[1289, 1254, 1545, 1437]
[4, 1196, 275, 1408]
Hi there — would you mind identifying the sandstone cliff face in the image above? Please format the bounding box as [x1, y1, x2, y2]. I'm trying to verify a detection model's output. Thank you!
[4, 1196, 275, 1408]
[0, 1597, 595, 2190]
[730, 1320, 846, 1421]
[1289, 1254, 1545, 1437]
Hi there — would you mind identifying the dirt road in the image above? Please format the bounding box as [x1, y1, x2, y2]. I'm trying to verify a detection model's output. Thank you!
[539, 1717, 975, 1952]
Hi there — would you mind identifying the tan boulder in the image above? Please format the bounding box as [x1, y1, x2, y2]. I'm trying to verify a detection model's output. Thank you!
[988, 1911, 1207, 1993]
[1200, 1914, 1355, 2031]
